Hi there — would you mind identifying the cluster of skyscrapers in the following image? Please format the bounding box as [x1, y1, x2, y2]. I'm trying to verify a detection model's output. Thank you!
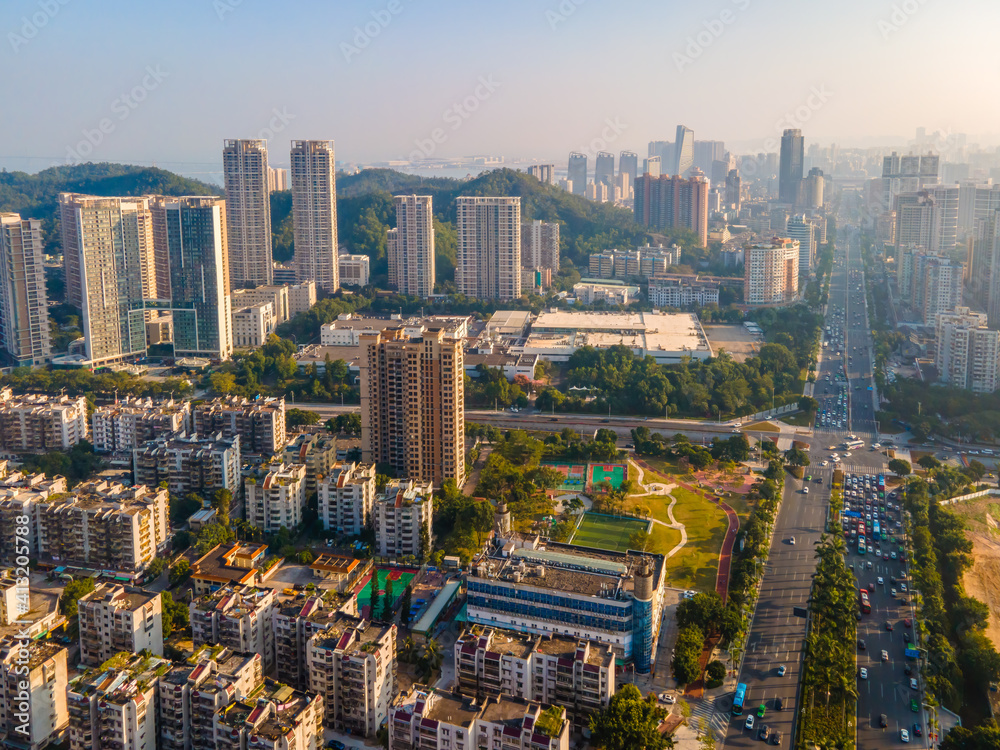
[4, 140, 338, 367]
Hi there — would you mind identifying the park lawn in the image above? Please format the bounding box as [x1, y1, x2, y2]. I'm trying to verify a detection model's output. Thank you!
[744, 421, 780, 432]
[780, 411, 814, 427]
[640, 455, 691, 478]
[625, 480, 727, 593]
[720, 489, 751, 520]
[648, 523, 682, 556]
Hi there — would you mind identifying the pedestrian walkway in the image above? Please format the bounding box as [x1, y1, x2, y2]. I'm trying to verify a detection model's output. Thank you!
[840, 462, 888, 476]
[687, 695, 730, 743]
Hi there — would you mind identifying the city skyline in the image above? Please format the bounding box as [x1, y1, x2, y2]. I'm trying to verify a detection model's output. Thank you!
[1, 0, 998, 181]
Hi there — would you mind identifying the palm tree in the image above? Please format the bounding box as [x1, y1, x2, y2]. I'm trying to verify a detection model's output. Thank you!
[400, 636, 415, 663]
[417, 638, 444, 681]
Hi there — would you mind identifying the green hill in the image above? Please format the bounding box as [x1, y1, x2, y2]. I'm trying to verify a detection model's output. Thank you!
[0, 163, 220, 250]
[332, 167, 698, 285]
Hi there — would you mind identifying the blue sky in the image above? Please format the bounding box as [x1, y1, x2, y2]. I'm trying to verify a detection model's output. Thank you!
[1, 0, 998, 178]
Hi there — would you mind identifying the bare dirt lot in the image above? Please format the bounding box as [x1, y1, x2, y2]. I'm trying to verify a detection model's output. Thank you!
[949, 497, 1000, 650]
[703, 324, 760, 363]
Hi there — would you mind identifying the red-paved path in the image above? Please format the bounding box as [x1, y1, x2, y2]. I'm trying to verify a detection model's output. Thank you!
[714, 499, 739, 602]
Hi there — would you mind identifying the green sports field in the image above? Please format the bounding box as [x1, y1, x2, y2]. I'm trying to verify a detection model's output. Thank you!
[589, 463, 627, 489]
[569, 512, 650, 552]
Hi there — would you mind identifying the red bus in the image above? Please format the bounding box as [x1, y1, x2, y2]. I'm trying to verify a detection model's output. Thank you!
[859, 590, 871, 614]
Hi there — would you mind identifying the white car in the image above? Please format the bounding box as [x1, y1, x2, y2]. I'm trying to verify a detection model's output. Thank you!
[877, 576, 884, 585]
[820, 460, 829, 466]
[803, 487, 809, 494]
[745, 715, 755, 730]
[859, 667, 868, 679]
[659, 693, 676, 704]
[900, 728, 910, 743]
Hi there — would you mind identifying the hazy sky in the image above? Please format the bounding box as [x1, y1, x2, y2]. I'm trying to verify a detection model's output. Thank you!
[2, 0, 999, 179]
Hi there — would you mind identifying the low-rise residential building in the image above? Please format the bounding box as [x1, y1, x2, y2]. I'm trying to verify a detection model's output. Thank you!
[232, 302, 278, 348]
[90, 398, 190, 453]
[287, 280, 317, 316]
[0, 637, 68, 750]
[193, 396, 287, 456]
[245, 462, 307, 532]
[339, 254, 371, 286]
[133, 432, 242, 500]
[190, 585, 277, 673]
[308, 554, 371, 592]
[454, 627, 615, 726]
[389, 688, 570, 750]
[232, 285, 290, 324]
[77, 584, 163, 666]
[189, 542, 268, 596]
[158, 646, 263, 750]
[215, 680, 323, 750]
[648, 277, 721, 308]
[307, 615, 396, 737]
[318, 461, 375, 535]
[572, 281, 639, 305]
[67, 653, 172, 750]
[33, 480, 169, 571]
[283, 432, 338, 494]
[373, 479, 433, 559]
[0, 390, 88, 452]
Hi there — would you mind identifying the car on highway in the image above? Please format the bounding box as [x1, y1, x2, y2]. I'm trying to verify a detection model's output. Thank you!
[891, 587, 897, 597]
[910, 698, 919, 712]
[777, 665, 786, 676]
[900, 728, 910, 743]
[881, 650, 889, 662]
[745, 715, 755, 730]
[904, 618, 912, 628]
[771, 729, 782, 745]
[774, 696, 784, 711]
[879, 714, 887, 728]
[913, 723, 922, 737]
[859, 667, 868, 679]
[909, 678, 918, 690]
[877, 576, 883, 585]
[857, 639, 866, 650]
[758, 724, 770, 741]
[788, 537, 795, 545]
[886, 621, 894, 631]
[757, 703, 766, 718]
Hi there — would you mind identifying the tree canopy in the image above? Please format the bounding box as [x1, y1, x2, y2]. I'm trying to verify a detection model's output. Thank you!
[588, 684, 672, 750]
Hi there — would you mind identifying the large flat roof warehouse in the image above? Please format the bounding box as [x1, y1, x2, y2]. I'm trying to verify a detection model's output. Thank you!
[516, 310, 713, 364]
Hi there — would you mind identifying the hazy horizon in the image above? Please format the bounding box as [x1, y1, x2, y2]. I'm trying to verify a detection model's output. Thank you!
[2, 0, 999, 181]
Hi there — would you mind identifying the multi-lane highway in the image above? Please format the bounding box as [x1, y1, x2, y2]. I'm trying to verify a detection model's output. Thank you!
[723, 225, 894, 749]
